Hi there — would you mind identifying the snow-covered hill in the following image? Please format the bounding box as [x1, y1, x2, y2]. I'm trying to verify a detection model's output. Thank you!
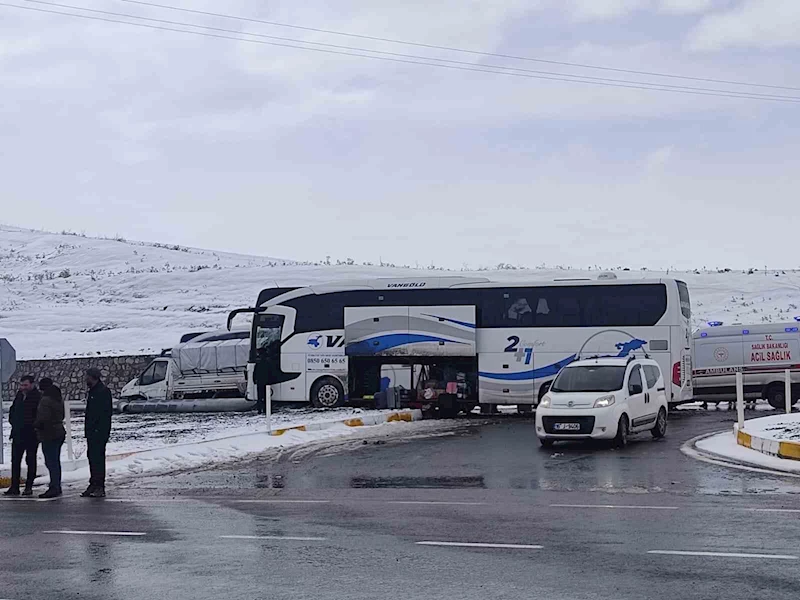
[2, 225, 799, 359]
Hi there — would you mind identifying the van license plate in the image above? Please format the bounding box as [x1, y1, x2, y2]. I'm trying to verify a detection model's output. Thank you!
[554, 423, 580, 431]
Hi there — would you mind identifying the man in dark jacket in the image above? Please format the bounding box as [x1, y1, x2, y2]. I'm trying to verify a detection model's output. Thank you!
[81, 368, 112, 498]
[3, 375, 41, 496]
[35, 378, 66, 499]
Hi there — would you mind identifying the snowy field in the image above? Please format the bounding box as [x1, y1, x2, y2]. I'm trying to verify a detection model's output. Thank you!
[3, 225, 800, 360]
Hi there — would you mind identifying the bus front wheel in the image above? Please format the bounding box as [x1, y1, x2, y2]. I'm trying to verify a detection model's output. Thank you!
[311, 377, 345, 409]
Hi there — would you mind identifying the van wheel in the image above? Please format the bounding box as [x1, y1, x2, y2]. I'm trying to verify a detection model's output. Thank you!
[651, 408, 667, 439]
[310, 377, 345, 408]
[517, 404, 533, 415]
[539, 438, 554, 448]
[766, 384, 786, 410]
[614, 415, 629, 448]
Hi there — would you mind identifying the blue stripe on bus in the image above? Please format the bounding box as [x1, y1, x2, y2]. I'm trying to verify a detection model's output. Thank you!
[479, 355, 577, 381]
[346, 333, 467, 355]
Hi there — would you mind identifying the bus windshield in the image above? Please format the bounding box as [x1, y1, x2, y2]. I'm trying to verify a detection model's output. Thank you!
[552, 365, 626, 393]
[255, 314, 284, 357]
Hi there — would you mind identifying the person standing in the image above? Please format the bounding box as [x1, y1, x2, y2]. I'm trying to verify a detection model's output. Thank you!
[3, 375, 41, 496]
[34, 378, 66, 499]
[81, 368, 112, 498]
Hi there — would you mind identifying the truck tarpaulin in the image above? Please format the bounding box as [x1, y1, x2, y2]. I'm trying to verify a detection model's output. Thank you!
[173, 339, 249, 374]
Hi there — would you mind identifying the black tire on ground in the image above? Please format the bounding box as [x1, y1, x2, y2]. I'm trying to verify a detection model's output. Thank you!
[539, 437, 555, 448]
[310, 376, 345, 408]
[517, 404, 534, 414]
[651, 407, 667, 439]
[766, 383, 786, 410]
[614, 414, 629, 448]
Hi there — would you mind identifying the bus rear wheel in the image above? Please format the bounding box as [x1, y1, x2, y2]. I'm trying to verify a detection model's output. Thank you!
[311, 377, 345, 409]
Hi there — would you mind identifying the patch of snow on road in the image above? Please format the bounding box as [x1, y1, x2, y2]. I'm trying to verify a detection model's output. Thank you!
[0, 407, 402, 468]
[695, 431, 800, 475]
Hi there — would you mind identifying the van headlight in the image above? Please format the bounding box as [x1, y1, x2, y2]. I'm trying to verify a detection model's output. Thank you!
[539, 394, 551, 408]
[594, 395, 615, 408]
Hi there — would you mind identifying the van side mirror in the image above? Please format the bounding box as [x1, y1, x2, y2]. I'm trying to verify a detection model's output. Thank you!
[629, 382, 643, 395]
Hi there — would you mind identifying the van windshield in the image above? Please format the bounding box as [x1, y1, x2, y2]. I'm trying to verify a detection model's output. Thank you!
[552, 365, 626, 393]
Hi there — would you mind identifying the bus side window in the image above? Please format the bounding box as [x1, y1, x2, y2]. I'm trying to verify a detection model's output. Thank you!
[507, 297, 533, 325]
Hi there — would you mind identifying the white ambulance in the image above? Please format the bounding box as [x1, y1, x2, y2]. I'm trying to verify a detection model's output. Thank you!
[692, 322, 800, 408]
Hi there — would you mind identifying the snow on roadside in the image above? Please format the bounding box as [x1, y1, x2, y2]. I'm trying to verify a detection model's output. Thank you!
[0, 407, 408, 477]
[740, 412, 800, 442]
[695, 430, 800, 475]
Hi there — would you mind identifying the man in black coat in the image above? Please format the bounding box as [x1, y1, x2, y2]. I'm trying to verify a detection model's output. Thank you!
[3, 375, 42, 496]
[81, 368, 112, 498]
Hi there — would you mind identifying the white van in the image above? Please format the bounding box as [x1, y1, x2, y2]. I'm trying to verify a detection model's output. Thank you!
[692, 322, 800, 408]
[536, 356, 669, 447]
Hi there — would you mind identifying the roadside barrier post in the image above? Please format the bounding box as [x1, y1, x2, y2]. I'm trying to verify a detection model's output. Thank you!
[266, 385, 272, 435]
[786, 369, 792, 414]
[64, 394, 75, 465]
[736, 371, 745, 430]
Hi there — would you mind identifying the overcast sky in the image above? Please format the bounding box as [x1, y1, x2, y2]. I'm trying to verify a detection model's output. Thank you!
[2, 0, 799, 270]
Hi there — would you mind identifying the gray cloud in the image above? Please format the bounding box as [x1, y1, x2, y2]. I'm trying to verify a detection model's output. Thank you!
[2, 0, 798, 270]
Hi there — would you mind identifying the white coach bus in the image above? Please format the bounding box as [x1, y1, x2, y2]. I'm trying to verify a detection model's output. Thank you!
[229, 274, 693, 411]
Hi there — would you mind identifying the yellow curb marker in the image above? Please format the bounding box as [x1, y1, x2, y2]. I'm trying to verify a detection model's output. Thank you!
[387, 412, 413, 423]
[271, 425, 307, 436]
[736, 430, 752, 449]
[778, 441, 800, 460]
[737, 428, 800, 462]
[343, 418, 364, 427]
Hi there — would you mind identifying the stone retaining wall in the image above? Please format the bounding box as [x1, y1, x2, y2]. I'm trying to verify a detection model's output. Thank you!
[2, 355, 157, 404]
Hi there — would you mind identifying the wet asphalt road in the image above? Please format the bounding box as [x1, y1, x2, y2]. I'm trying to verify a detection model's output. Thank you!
[2, 407, 800, 600]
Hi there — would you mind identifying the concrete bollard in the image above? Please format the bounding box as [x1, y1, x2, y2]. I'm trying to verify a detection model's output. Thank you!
[736, 371, 745, 430]
[786, 369, 792, 414]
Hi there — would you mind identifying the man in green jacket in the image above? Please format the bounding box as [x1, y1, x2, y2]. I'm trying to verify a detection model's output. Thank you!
[34, 378, 66, 499]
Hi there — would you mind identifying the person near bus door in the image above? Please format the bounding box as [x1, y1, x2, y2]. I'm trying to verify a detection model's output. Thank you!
[81, 368, 112, 498]
[34, 378, 66, 498]
[3, 375, 42, 496]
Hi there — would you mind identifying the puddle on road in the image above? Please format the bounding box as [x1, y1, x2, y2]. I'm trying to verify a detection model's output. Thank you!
[350, 475, 486, 489]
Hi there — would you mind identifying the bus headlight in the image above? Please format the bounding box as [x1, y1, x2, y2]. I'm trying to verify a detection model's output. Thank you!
[594, 395, 615, 408]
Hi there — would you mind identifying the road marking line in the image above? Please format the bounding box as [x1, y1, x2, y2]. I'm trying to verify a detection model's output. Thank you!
[231, 500, 331, 504]
[389, 501, 486, 506]
[648, 550, 798, 560]
[1, 497, 62, 502]
[220, 535, 326, 541]
[550, 504, 679, 510]
[105, 498, 190, 503]
[43, 530, 147, 537]
[416, 541, 543, 550]
[740, 508, 800, 514]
